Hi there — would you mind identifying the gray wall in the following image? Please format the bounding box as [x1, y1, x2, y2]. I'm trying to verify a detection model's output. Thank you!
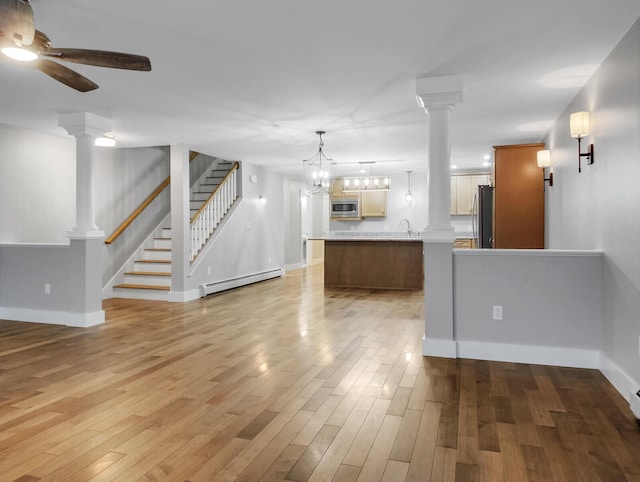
[98, 146, 170, 285]
[0, 245, 72, 313]
[544, 18, 640, 388]
[454, 250, 602, 356]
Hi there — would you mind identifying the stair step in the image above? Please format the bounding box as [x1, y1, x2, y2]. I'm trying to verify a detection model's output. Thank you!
[124, 271, 171, 276]
[143, 248, 171, 261]
[113, 284, 170, 291]
[136, 259, 171, 264]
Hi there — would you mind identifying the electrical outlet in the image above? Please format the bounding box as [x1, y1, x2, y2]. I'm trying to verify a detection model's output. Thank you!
[268, 257, 271, 264]
[492, 305, 503, 320]
[44, 283, 51, 295]
[207, 267, 211, 275]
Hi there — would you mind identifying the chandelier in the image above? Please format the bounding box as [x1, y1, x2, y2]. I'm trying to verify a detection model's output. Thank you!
[303, 131, 337, 195]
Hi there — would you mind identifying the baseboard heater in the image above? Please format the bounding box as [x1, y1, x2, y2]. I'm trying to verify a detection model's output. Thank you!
[199, 268, 284, 297]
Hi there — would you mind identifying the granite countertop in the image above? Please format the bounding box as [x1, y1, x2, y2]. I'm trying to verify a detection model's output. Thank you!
[324, 237, 423, 242]
[310, 231, 475, 241]
[313, 231, 422, 241]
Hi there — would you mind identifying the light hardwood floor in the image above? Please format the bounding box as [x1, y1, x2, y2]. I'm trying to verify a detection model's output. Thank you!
[1, 264, 639, 481]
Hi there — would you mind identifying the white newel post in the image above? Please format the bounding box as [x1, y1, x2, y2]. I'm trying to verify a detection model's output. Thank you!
[59, 112, 111, 327]
[416, 75, 463, 358]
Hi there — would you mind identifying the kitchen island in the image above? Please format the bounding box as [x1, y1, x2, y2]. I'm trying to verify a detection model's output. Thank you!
[322, 235, 423, 290]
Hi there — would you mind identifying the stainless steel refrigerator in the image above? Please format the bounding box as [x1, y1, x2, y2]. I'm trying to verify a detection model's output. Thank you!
[472, 185, 494, 248]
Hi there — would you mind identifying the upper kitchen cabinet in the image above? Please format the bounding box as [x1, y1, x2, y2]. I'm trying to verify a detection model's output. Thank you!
[361, 191, 387, 217]
[493, 143, 545, 249]
[451, 174, 489, 215]
[330, 179, 355, 198]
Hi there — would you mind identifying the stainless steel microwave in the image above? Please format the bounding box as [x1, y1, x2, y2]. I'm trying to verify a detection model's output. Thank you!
[331, 198, 359, 218]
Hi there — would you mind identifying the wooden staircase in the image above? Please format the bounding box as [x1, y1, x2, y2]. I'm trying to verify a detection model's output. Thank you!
[112, 161, 236, 300]
[112, 228, 172, 299]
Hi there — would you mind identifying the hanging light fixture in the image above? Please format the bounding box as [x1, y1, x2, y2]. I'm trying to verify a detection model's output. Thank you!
[405, 171, 413, 203]
[303, 131, 337, 195]
[342, 162, 390, 192]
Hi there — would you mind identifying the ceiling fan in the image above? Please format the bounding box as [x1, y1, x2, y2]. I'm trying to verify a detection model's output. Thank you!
[0, 0, 151, 92]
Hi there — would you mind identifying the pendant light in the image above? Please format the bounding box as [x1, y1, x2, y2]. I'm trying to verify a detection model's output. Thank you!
[405, 171, 413, 203]
[342, 162, 390, 192]
[303, 131, 337, 195]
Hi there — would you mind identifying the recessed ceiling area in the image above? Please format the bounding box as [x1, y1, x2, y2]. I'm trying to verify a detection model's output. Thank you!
[0, 0, 639, 178]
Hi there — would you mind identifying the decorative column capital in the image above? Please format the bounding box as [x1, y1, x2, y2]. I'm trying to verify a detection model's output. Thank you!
[58, 112, 112, 139]
[415, 75, 463, 112]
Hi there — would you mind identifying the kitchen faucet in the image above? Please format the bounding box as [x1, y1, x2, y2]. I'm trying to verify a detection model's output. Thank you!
[400, 218, 412, 235]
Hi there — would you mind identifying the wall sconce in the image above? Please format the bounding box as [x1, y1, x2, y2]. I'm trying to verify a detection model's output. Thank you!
[537, 150, 553, 187]
[95, 133, 116, 147]
[570, 111, 594, 173]
[258, 196, 266, 205]
[405, 171, 413, 203]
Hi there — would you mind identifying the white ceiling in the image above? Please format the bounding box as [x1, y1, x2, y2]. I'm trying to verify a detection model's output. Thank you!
[1, 1, 639, 178]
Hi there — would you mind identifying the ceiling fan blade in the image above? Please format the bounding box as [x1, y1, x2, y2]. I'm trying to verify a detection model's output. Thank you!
[41, 49, 151, 71]
[35, 59, 98, 92]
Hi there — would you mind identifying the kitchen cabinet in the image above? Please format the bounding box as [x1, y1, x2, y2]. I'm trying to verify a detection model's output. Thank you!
[493, 143, 544, 248]
[451, 174, 489, 215]
[361, 191, 387, 217]
[324, 239, 423, 290]
[331, 179, 386, 218]
[453, 238, 475, 249]
[330, 179, 358, 199]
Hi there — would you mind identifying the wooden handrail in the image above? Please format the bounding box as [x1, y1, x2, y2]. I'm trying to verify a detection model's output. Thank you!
[105, 177, 170, 244]
[104, 150, 201, 245]
[190, 162, 239, 225]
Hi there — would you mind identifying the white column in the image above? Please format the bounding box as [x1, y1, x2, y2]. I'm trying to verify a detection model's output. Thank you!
[59, 112, 111, 238]
[416, 75, 463, 358]
[425, 105, 454, 232]
[169, 144, 190, 301]
[58, 112, 111, 327]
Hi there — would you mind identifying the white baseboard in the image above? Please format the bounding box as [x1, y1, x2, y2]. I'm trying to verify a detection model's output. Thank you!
[599, 353, 640, 405]
[422, 337, 457, 358]
[168, 289, 201, 303]
[0, 307, 105, 328]
[456, 340, 600, 369]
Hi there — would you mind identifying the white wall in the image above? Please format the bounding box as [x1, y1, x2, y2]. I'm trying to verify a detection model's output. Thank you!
[0, 124, 75, 243]
[544, 17, 640, 391]
[284, 178, 306, 268]
[186, 162, 285, 293]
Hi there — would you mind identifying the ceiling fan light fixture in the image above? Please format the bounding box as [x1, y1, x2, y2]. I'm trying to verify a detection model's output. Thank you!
[1, 46, 38, 62]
